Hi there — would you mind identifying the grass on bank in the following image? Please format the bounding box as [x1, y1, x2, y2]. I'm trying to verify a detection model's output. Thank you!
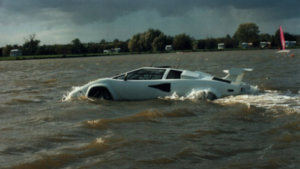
[0, 51, 173, 61]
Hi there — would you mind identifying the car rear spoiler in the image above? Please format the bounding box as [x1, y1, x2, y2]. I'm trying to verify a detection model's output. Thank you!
[223, 68, 253, 84]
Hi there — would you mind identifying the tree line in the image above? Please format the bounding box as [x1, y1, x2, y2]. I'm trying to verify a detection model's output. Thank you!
[1, 22, 299, 57]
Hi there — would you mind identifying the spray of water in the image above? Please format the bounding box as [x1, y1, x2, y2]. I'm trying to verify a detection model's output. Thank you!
[160, 86, 300, 114]
[216, 89, 300, 114]
[160, 89, 216, 101]
[62, 86, 85, 101]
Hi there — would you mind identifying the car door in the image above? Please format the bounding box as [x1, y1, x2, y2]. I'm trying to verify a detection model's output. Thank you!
[109, 69, 169, 100]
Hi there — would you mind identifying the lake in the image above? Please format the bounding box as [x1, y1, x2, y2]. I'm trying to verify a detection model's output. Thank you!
[0, 49, 300, 169]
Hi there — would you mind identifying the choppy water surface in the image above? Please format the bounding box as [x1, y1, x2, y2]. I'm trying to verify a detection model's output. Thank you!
[0, 50, 300, 169]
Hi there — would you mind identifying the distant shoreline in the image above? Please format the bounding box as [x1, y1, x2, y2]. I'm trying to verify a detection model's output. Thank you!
[1, 47, 298, 61]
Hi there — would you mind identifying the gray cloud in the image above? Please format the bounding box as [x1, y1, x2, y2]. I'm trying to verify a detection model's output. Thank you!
[1, 0, 299, 25]
[1, 0, 299, 47]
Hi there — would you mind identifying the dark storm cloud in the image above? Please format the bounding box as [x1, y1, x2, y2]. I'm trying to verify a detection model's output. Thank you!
[1, 0, 299, 25]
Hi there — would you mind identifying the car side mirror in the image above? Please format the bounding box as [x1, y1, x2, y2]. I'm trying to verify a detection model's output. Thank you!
[124, 73, 128, 81]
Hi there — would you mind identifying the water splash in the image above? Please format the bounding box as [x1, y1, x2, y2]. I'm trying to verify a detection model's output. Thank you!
[62, 86, 85, 101]
[160, 89, 215, 101]
[216, 90, 300, 115]
[160, 86, 259, 101]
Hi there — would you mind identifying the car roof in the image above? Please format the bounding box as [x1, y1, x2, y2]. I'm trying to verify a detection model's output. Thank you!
[140, 66, 184, 71]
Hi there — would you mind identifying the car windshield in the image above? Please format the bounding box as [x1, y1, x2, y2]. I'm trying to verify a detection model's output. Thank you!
[114, 69, 166, 80]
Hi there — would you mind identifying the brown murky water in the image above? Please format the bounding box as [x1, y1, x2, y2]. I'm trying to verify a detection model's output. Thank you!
[0, 50, 300, 169]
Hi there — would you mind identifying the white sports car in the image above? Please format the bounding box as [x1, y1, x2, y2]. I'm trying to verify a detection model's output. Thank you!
[67, 67, 253, 101]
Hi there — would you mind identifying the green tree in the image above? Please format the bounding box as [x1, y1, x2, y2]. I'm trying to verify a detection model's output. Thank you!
[259, 33, 271, 41]
[152, 33, 167, 51]
[128, 29, 165, 52]
[233, 23, 260, 46]
[115, 41, 129, 52]
[113, 39, 119, 44]
[36, 45, 47, 55]
[2, 45, 13, 56]
[192, 40, 199, 50]
[55, 44, 72, 55]
[194, 40, 206, 49]
[128, 33, 141, 52]
[71, 38, 86, 54]
[205, 38, 217, 49]
[144, 29, 163, 51]
[22, 34, 40, 55]
[100, 39, 106, 44]
[166, 35, 174, 46]
[173, 33, 192, 50]
[87, 43, 99, 53]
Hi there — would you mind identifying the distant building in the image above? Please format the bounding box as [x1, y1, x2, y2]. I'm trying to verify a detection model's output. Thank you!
[111, 48, 121, 53]
[285, 41, 297, 48]
[217, 43, 224, 50]
[103, 50, 110, 54]
[267, 42, 271, 48]
[10, 49, 22, 57]
[242, 42, 253, 49]
[260, 42, 267, 48]
[291, 41, 297, 46]
[242, 42, 248, 49]
[103, 48, 121, 54]
[260, 42, 271, 49]
[165, 45, 173, 51]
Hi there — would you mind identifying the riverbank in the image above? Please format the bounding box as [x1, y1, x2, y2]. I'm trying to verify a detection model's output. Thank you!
[1, 47, 298, 61]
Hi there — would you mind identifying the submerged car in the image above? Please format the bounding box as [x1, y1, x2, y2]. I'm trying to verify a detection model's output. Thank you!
[67, 67, 253, 101]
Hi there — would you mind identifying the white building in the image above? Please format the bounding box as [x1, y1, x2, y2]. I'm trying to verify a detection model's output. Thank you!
[103, 48, 121, 54]
[165, 45, 173, 51]
[218, 43, 224, 50]
[285, 41, 297, 48]
[10, 49, 22, 57]
[260, 42, 271, 48]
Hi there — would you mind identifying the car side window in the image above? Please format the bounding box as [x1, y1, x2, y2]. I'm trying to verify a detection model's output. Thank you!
[113, 74, 125, 79]
[166, 70, 182, 79]
[113, 69, 166, 80]
[128, 69, 165, 80]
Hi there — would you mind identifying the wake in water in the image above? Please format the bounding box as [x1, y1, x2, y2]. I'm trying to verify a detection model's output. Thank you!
[160, 86, 260, 101]
[160, 87, 300, 114]
[216, 90, 300, 115]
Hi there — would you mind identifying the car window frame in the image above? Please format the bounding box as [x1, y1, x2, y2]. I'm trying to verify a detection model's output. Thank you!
[113, 68, 166, 80]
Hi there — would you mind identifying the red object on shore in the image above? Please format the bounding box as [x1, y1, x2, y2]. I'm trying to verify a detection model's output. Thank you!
[291, 54, 294, 57]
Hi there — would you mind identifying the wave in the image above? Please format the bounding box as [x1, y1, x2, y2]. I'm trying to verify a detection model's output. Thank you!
[9, 153, 75, 169]
[138, 158, 176, 164]
[83, 109, 196, 129]
[5, 98, 44, 105]
[42, 79, 57, 83]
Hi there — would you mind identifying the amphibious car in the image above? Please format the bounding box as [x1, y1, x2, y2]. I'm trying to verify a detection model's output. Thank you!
[67, 67, 253, 101]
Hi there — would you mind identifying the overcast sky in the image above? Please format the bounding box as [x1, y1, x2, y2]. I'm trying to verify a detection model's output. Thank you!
[0, 0, 299, 47]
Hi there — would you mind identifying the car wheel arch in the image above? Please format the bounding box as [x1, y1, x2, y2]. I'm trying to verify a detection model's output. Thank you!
[87, 85, 114, 100]
[204, 88, 220, 101]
